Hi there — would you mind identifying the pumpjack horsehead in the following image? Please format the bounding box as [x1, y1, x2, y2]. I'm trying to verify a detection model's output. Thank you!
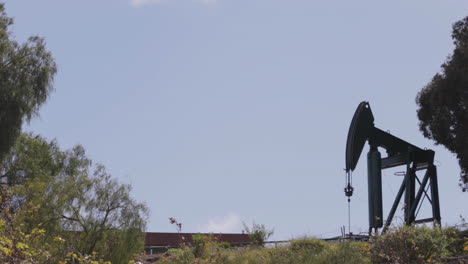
[344, 102, 441, 235]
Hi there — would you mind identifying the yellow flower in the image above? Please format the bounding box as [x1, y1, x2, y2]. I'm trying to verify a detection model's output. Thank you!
[0, 246, 12, 256]
[361, 242, 370, 253]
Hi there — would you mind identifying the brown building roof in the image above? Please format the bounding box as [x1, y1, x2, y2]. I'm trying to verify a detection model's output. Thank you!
[145, 232, 252, 248]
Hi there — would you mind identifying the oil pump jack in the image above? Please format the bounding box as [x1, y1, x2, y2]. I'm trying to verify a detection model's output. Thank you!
[344, 102, 441, 235]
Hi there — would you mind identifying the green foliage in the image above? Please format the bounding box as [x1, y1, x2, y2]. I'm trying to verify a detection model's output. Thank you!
[290, 237, 327, 254]
[62, 252, 111, 264]
[157, 239, 370, 264]
[0, 3, 57, 160]
[242, 221, 273, 246]
[317, 242, 370, 264]
[1, 133, 148, 264]
[0, 133, 60, 186]
[191, 234, 232, 258]
[0, 188, 50, 263]
[286, 239, 369, 264]
[443, 227, 468, 257]
[192, 234, 212, 258]
[219, 241, 231, 249]
[157, 227, 468, 264]
[55, 163, 148, 264]
[164, 246, 195, 264]
[0, 188, 110, 264]
[370, 226, 458, 264]
[0, 3, 146, 263]
[416, 16, 468, 190]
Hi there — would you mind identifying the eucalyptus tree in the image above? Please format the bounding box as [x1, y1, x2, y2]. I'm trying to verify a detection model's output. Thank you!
[416, 16, 468, 191]
[0, 3, 57, 160]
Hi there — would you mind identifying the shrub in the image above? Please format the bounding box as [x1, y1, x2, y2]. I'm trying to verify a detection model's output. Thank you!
[192, 234, 213, 258]
[290, 237, 327, 254]
[370, 226, 457, 264]
[319, 242, 370, 264]
[157, 238, 371, 264]
[444, 227, 468, 256]
[157, 227, 468, 264]
[219, 241, 231, 249]
[161, 246, 194, 264]
[243, 222, 274, 246]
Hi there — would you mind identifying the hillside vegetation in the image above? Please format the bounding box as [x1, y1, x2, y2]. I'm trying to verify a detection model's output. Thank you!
[153, 226, 468, 264]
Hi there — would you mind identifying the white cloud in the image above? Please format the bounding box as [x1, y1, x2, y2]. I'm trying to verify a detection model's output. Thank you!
[130, 0, 217, 7]
[198, 213, 243, 233]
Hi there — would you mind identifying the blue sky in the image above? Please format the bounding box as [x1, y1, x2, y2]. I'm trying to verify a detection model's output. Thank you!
[7, 0, 468, 239]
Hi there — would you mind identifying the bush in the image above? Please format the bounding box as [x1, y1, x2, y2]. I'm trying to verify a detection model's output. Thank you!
[290, 237, 327, 254]
[445, 227, 468, 256]
[157, 237, 371, 264]
[192, 234, 213, 258]
[370, 226, 458, 264]
[318, 242, 370, 264]
[243, 222, 274, 246]
[156, 226, 468, 264]
[161, 247, 194, 264]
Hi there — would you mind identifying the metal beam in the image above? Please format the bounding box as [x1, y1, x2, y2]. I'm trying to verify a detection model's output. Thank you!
[409, 168, 431, 221]
[430, 166, 441, 225]
[413, 218, 435, 224]
[404, 163, 416, 225]
[381, 154, 408, 169]
[382, 172, 407, 234]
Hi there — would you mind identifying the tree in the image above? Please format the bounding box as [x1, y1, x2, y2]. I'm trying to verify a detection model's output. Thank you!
[54, 163, 148, 264]
[0, 187, 112, 264]
[416, 16, 468, 191]
[2, 133, 148, 264]
[0, 133, 63, 186]
[0, 4, 146, 263]
[0, 3, 57, 160]
[242, 221, 274, 246]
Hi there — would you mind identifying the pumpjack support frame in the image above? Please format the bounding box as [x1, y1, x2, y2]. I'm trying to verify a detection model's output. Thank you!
[345, 102, 441, 235]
